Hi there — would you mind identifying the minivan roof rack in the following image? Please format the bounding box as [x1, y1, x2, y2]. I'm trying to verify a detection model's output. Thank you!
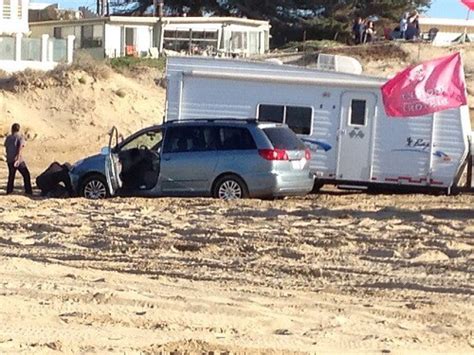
[166, 118, 258, 124]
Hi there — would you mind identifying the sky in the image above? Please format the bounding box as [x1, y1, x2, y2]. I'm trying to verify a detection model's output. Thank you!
[31, 0, 473, 20]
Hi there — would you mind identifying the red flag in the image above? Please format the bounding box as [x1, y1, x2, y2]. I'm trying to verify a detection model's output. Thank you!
[461, 0, 474, 11]
[381, 52, 467, 117]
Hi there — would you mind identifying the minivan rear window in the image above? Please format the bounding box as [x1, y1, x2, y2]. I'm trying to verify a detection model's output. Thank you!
[263, 127, 306, 150]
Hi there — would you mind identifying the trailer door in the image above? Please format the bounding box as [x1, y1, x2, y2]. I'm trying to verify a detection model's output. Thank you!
[337, 92, 376, 182]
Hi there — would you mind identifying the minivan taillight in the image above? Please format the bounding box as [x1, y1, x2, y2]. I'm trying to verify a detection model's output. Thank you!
[258, 149, 289, 161]
[305, 148, 311, 160]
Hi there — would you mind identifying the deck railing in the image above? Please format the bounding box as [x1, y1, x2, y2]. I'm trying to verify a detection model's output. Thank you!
[0, 34, 75, 72]
[2, 4, 12, 19]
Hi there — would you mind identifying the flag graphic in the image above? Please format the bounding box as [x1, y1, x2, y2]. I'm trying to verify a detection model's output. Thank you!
[381, 52, 467, 117]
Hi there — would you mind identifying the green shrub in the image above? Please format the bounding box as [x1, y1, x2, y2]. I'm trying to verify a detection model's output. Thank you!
[108, 56, 166, 72]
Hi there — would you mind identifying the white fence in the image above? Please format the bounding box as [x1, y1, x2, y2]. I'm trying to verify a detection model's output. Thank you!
[0, 34, 75, 73]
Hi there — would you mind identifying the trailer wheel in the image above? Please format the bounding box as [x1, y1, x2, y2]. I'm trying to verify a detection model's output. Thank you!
[311, 181, 324, 194]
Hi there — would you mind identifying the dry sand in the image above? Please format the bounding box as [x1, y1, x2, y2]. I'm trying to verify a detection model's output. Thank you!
[0, 43, 473, 353]
[0, 193, 472, 353]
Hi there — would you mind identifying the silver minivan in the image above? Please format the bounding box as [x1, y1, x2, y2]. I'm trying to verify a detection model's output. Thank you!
[69, 119, 315, 199]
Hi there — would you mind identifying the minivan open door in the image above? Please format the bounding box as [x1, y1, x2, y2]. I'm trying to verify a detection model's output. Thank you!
[104, 126, 122, 196]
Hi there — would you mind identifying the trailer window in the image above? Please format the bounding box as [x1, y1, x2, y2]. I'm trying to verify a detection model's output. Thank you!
[350, 100, 367, 126]
[258, 104, 312, 135]
[258, 105, 284, 123]
[286, 106, 312, 134]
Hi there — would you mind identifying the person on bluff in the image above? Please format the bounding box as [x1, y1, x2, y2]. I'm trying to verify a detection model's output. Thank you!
[4, 123, 32, 195]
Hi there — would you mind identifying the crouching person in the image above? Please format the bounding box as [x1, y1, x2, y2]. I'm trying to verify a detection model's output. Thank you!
[36, 162, 73, 198]
[4, 123, 32, 195]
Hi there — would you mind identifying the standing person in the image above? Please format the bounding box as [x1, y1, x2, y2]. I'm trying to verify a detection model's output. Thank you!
[352, 17, 365, 45]
[400, 12, 409, 40]
[4, 123, 32, 195]
[364, 21, 376, 43]
[408, 10, 420, 39]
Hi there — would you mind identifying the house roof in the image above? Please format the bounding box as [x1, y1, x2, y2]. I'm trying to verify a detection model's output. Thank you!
[29, 15, 270, 28]
[419, 17, 474, 28]
[28, 2, 58, 10]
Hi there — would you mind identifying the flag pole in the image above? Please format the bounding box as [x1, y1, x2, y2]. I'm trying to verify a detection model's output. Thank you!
[463, 9, 471, 43]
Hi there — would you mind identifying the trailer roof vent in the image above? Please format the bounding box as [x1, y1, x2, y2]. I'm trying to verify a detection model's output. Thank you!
[317, 54, 363, 75]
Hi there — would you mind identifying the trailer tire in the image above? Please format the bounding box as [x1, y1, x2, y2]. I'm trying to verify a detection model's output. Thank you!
[311, 181, 324, 193]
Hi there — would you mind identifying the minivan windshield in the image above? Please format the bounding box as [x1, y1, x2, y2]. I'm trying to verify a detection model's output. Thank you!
[263, 127, 306, 150]
[121, 129, 162, 151]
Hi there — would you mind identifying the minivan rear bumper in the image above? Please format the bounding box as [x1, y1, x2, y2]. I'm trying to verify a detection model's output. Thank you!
[246, 171, 314, 197]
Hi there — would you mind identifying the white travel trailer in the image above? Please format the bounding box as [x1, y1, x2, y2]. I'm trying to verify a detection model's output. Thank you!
[165, 56, 473, 194]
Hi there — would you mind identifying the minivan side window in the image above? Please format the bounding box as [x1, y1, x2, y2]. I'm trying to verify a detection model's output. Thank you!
[163, 126, 218, 153]
[218, 127, 257, 150]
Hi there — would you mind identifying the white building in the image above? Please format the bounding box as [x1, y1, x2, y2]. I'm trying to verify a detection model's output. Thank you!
[29, 16, 271, 59]
[419, 17, 474, 45]
[0, 0, 29, 34]
[0, 0, 74, 72]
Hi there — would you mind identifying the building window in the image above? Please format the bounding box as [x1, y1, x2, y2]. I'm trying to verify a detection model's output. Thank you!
[263, 30, 270, 51]
[80, 25, 103, 48]
[249, 32, 259, 53]
[258, 104, 312, 135]
[3, 0, 11, 19]
[53, 27, 62, 39]
[350, 100, 366, 126]
[163, 29, 218, 54]
[231, 31, 247, 50]
[17, 1, 22, 18]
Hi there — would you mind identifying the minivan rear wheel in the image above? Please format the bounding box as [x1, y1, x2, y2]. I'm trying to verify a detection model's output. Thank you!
[80, 174, 109, 199]
[213, 175, 249, 200]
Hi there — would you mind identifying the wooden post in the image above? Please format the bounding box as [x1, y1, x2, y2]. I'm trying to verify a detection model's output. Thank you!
[303, 30, 307, 66]
[467, 152, 473, 188]
[158, 0, 163, 19]
[189, 28, 192, 55]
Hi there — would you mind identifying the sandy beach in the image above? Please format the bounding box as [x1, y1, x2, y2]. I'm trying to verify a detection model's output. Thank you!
[0, 190, 472, 353]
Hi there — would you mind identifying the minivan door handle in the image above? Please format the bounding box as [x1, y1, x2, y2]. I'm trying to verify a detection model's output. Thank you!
[163, 157, 171, 161]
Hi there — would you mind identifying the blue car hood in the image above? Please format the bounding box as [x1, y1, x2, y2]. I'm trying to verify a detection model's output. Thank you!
[71, 153, 106, 174]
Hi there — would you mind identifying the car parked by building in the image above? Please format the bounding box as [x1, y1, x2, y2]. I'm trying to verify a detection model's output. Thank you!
[69, 119, 314, 200]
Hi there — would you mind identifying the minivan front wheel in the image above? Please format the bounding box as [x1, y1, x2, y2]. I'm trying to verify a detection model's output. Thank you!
[213, 175, 249, 200]
[81, 174, 109, 199]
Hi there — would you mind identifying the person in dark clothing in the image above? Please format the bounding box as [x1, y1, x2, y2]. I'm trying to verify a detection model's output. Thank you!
[352, 17, 365, 45]
[36, 162, 72, 197]
[4, 123, 32, 195]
